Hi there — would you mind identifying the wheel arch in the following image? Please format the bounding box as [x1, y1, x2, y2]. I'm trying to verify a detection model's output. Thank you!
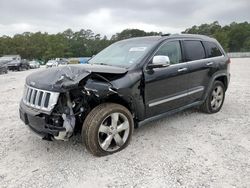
[214, 75, 228, 90]
[103, 94, 136, 118]
[203, 72, 229, 101]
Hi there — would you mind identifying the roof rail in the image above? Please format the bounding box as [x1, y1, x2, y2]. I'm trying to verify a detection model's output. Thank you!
[161, 33, 171, 37]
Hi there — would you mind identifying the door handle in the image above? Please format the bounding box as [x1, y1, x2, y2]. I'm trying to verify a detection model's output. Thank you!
[178, 67, 188, 72]
[206, 62, 214, 66]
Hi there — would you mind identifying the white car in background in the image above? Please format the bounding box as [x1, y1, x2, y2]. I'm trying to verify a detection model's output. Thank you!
[46, 60, 58, 68]
[28, 60, 40, 69]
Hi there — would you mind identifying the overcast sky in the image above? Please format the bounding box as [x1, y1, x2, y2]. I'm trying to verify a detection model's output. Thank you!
[0, 0, 249, 37]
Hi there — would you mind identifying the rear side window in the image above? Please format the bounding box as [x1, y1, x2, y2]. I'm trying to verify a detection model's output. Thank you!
[203, 41, 223, 58]
[183, 40, 205, 61]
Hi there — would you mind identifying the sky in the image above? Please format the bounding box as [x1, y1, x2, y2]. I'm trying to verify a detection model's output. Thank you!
[0, 0, 249, 37]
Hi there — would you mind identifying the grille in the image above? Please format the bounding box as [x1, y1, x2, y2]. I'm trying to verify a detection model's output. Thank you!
[23, 85, 60, 112]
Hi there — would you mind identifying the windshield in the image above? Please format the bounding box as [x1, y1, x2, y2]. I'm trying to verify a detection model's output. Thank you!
[88, 39, 157, 68]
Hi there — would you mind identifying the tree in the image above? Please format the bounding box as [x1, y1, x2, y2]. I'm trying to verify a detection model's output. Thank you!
[183, 21, 250, 52]
[0, 22, 249, 60]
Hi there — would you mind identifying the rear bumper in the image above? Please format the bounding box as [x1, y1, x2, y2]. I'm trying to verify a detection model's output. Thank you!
[19, 101, 65, 139]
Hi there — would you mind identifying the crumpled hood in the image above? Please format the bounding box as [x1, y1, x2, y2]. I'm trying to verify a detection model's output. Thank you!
[26, 64, 127, 92]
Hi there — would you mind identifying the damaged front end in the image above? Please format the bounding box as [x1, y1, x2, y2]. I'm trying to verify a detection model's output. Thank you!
[19, 64, 128, 141]
[20, 86, 77, 141]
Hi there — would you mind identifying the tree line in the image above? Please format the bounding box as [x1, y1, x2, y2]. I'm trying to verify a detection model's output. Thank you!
[0, 21, 249, 61]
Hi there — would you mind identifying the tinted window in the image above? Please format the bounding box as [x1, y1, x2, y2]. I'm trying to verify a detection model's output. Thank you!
[155, 41, 182, 64]
[184, 40, 205, 61]
[203, 41, 222, 58]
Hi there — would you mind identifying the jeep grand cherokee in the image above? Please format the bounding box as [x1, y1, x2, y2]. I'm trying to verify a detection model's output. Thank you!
[19, 34, 230, 156]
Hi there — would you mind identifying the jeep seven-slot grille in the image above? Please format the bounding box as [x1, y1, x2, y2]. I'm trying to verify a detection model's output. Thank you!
[23, 85, 60, 112]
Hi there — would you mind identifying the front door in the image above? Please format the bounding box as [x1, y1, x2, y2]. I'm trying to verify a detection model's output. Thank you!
[144, 40, 190, 118]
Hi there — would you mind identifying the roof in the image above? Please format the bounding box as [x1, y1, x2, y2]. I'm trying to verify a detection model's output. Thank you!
[121, 34, 215, 43]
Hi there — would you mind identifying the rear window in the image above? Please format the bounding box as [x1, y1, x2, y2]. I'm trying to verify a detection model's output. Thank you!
[203, 41, 223, 58]
[183, 40, 206, 61]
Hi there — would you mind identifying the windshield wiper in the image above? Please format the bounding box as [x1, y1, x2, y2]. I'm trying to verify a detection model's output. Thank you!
[91, 63, 110, 66]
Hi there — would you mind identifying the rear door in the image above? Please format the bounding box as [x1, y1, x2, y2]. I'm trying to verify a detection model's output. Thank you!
[182, 40, 215, 103]
[144, 40, 190, 118]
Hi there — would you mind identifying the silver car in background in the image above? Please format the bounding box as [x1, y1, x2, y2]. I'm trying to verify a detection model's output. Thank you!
[28, 60, 40, 69]
[46, 60, 58, 68]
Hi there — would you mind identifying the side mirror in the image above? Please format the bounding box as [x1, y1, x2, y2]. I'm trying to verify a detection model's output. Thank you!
[147, 55, 170, 69]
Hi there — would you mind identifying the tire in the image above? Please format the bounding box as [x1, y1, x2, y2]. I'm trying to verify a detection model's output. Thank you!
[201, 81, 225, 113]
[82, 103, 134, 156]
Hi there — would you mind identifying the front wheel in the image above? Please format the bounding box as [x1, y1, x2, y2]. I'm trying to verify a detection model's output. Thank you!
[82, 103, 134, 156]
[201, 81, 225, 113]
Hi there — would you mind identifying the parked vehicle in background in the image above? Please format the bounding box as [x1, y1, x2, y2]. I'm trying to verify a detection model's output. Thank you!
[37, 60, 45, 65]
[0, 55, 21, 71]
[68, 58, 78, 64]
[2, 55, 30, 71]
[0, 60, 8, 74]
[80, 57, 91, 64]
[46, 60, 58, 68]
[18, 59, 30, 71]
[56, 58, 68, 66]
[29, 60, 40, 69]
[68, 57, 90, 64]
[1, 55, 21, 62]
[19, 34, 230, 156]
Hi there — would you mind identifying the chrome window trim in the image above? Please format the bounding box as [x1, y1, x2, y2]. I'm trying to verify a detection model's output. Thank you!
[185, 55, 224, 64]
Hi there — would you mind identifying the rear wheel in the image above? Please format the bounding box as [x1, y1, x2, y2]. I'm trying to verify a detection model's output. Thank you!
[82, 103, 134, 156]
[201, 81, 225, 113]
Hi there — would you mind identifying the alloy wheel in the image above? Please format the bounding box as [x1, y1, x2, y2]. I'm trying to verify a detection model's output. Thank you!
[98, 112, 130, 152]
[211, 85, 224, 110]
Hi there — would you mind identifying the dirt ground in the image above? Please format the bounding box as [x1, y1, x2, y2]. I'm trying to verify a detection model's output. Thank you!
[0, 59, 249, 188]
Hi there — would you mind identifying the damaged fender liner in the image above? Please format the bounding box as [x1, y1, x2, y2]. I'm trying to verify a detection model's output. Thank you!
[19, 101, 65, 139]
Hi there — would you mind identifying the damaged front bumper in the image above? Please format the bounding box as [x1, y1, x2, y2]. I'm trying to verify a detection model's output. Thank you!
[19, 101, 65, 140]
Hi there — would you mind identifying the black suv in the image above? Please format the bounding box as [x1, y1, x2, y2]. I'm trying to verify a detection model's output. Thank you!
[19, 34, 230, 156]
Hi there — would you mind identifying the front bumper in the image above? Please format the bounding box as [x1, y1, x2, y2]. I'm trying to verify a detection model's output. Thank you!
[19, 101, 65, 139]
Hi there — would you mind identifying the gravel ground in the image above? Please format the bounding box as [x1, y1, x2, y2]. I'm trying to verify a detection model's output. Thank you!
[0, 59, 249, 188]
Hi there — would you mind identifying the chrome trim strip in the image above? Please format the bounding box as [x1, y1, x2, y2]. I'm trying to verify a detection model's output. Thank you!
[188, 87, 204, 95]
[186, 55, 224, 64]
[149, 87, 204, 107]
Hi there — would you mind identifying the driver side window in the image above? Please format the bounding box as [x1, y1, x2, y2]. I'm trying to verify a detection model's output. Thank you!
[155, 41, 182, 65]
